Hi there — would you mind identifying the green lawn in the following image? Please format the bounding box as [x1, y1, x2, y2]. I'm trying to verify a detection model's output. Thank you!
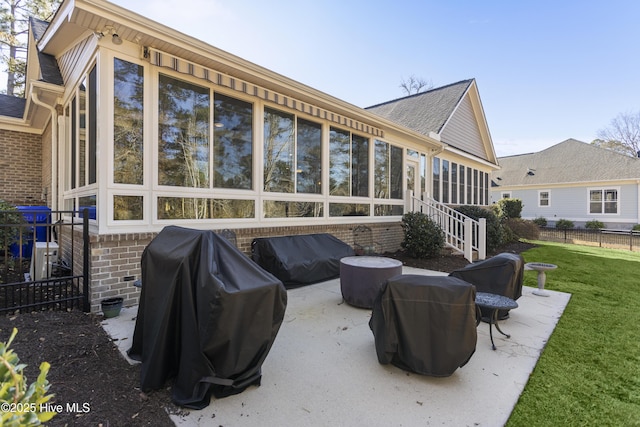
[507, 241, 640, 426]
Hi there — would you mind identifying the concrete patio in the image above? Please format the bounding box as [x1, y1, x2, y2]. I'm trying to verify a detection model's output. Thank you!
[102, 266, 571, 426]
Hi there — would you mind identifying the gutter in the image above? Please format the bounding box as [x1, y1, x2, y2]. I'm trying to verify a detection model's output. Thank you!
[30, 91, 58, 211]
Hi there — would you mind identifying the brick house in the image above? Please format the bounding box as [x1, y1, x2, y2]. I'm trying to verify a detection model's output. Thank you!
[0, 0, 499, 311]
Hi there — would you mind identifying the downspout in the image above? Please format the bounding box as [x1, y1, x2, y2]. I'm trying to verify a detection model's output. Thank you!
[30, 91, 59, 211]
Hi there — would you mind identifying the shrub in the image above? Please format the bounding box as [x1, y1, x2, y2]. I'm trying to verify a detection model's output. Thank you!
[0, 328, 56, 425]
[585, 220, 604, 230]
[401, 211, 445, 258]
[455, 205, 504, 253]
[555, 219, 574, 230]
[504, 218, 540, 240]
[0, 200, 24, 249]
[532, 216, 547, 227]
[495, 198, 523, 219]
[633, 224, 640, 231]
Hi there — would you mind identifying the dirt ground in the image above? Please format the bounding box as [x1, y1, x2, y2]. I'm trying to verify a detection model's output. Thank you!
[0, 241, 534, 426]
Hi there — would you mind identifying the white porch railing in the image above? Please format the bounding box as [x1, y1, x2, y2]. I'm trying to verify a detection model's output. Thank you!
[406, 191, 486, 262]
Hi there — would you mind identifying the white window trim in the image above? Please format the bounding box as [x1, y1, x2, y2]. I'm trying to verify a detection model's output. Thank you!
[587, 186, 620, 216]
[538, 190, 550, 207]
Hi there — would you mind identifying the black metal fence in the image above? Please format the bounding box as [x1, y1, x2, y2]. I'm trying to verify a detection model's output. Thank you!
[0, 209, 90, 314]
[538, 227, 640, 252]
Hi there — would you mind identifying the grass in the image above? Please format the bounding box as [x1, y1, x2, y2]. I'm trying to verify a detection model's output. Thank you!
[507, 241, 640, 426]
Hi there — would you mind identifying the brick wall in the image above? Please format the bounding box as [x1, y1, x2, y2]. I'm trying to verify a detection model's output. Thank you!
[0, 129, 45, 206]
[87, 222, 404, 313]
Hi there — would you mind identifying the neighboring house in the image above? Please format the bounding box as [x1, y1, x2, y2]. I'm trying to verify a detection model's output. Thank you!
[491, 138, 640, 229]
[0, 0, 498, 311]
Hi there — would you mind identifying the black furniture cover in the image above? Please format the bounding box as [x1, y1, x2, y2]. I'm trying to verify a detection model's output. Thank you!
[449, 252, 524, 319]
[128, 226, 287, 409]
[369, 274, 477, 377]
[251, 233, 355, 288]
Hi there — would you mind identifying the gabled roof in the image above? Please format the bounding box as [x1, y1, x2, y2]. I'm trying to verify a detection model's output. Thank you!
[366, 79, 474, 136]
[0, 94, 26, 118]
[29, 17, 64, 86]
[492, 138, 640, 187]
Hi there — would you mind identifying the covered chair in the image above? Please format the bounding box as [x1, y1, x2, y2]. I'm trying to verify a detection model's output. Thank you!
[449, 252, 524, 319]
[369, 275, 477, 377]
[128, 226, 287, 409]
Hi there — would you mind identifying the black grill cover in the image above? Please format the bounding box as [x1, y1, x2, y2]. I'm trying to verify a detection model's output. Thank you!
[449, 252, 524, 318]
[128, 226, 287, 409]
[369, 275, 477, 377]
[251, 233, 355, 288]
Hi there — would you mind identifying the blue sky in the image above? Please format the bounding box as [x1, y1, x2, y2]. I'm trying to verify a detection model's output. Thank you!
[112, 1, 637, 157]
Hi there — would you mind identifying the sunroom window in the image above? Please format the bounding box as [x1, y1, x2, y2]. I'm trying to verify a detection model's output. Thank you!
[329, 127, 369, 198]
[263, 108, 322, 194]
[114, 58, 144, 185]
[374, 140, 402, 199]
[158, 74, 210, 188]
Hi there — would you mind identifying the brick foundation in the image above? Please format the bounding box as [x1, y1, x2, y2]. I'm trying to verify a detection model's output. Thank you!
[88, 223, 404, 313]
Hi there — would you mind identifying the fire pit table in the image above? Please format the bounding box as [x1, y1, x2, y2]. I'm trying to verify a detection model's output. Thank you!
[525, 262, 557, 297]
[340, 256, 402, 308]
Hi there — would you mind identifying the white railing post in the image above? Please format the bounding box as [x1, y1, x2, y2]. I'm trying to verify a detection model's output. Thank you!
[478, 218, 487, 260]
[405, 189, 414, 212]
[464, 218, 473, 262]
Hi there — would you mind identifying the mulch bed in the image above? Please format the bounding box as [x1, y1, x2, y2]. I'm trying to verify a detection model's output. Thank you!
[0, 241, 534, 426]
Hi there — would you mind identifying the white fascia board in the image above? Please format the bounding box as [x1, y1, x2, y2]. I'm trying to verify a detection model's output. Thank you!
[56, 1, 442, 150]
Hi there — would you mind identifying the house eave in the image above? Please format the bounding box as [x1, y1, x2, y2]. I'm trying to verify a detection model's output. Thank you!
[39, 0, 443, 151]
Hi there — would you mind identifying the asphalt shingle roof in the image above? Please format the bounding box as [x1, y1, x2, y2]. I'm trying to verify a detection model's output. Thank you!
[493, 138, 640, 186]
[365, 79, 473, 136]
[29, 17, 64, 86]
[0, 94, 26, 118]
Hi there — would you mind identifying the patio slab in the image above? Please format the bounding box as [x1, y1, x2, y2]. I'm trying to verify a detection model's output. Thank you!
[102, 266, 571, 426]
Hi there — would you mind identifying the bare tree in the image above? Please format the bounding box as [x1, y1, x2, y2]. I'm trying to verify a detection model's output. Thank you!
[593, 111, 640, 157]
[399, 75, 433, 96]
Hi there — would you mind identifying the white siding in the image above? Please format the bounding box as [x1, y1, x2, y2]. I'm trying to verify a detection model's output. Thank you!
[440, 95, 487, 160]
[58, 36, 96, 88]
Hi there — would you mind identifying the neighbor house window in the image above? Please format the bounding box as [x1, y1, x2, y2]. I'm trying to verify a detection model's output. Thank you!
[374, 140, 403, 199]
[158, 74, 209, 188]
[539, 190, 550, 207]
[589, 188, 618, 214]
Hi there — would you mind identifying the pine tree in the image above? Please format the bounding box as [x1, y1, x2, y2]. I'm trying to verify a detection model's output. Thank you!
[0, 0, 61, 97]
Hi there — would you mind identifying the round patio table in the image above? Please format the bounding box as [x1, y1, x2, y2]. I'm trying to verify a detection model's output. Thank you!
[340, 256, 402, 308]
[525, 262, 557, 297]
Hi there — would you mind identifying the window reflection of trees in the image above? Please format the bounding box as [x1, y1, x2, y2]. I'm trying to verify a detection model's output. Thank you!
[158, 197, 254, 219]
[329, 127, 350, 196]
[214, 94, 253, 189]
[296, 118, 321, 194]
[263, 201, 323, 218]
[352, 135, 369, 197]
[263, 108, 294, 192]
[158, 74, 210, 189]
[114, 59, 144, 185]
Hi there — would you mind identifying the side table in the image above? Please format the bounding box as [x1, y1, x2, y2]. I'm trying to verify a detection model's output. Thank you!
[475, 292, 518, 350]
